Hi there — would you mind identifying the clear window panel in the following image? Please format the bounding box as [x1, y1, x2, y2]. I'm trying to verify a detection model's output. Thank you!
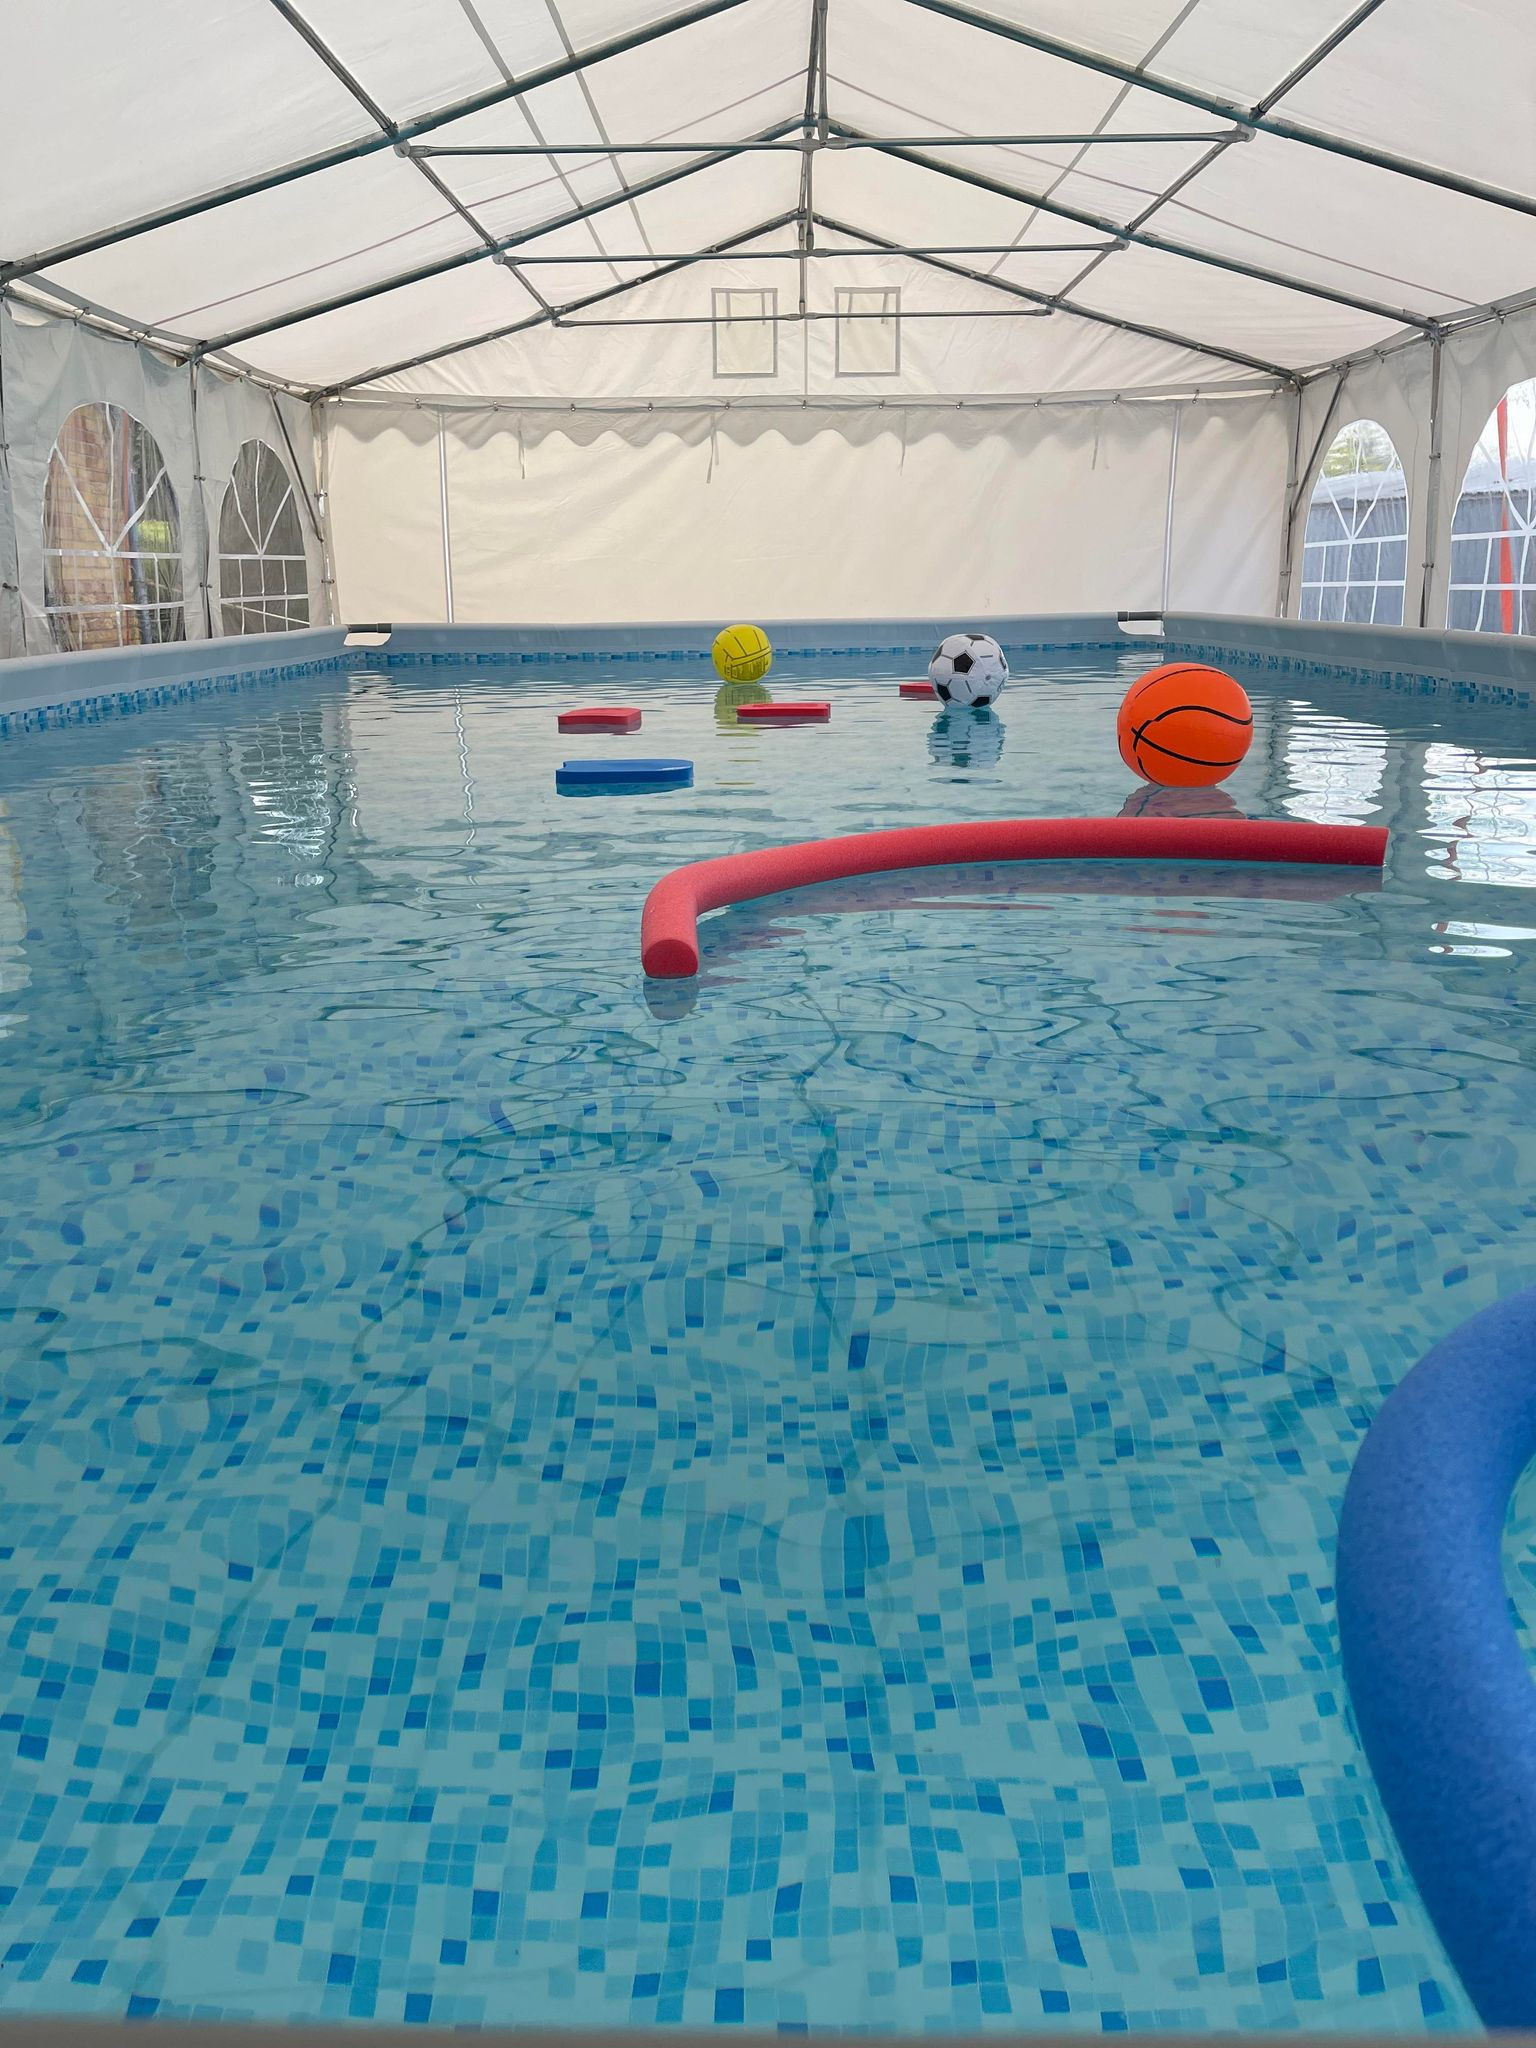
[43, 403, 186, 653]
[1447, 378, 1536, 635]
[218, 440, 310, 636]
[1298, 420, 1408, 628]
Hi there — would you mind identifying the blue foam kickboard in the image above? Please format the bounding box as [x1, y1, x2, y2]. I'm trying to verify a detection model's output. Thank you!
[556, 757, 693, 791]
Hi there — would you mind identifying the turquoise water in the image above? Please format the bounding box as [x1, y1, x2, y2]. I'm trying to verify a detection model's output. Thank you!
[1, 649, 1534, 2030]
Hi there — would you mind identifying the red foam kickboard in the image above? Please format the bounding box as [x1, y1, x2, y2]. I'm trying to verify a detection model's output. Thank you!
[735, 702, 832, 722]
[900, 680, 938, 698]
[558, 706, 642, 732]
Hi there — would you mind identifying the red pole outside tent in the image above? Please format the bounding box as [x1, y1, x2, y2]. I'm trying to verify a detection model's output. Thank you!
[1497, 394, 1515, 634]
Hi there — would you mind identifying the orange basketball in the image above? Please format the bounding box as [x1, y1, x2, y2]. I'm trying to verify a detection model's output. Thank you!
[1116, 662, 1253, 787]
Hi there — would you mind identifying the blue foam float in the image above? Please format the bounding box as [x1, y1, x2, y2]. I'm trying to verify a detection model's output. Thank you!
[555, 757, 693, 794]
[1336, 1284, 1536, 2027]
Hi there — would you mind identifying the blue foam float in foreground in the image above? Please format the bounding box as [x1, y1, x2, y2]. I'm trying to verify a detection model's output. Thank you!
[1336, 1285, 1536, 2028]
[556, 757, 693, 795]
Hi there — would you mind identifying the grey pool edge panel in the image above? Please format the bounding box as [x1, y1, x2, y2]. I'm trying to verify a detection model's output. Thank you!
[1, 611, 1532, 731]
[0, 2028, 1514, 2047]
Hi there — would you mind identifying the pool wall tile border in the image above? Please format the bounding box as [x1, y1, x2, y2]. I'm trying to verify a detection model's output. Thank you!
[1, 611, 1533, 736]
[0, 2027, 1503, 2048]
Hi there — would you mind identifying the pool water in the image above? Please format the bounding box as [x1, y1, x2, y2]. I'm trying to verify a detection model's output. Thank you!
[1, 648, 1534, 2031]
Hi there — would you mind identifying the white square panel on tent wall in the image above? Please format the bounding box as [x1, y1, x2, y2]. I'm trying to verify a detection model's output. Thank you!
[834, 288, 901, 375]
[713, 289, 779, 375]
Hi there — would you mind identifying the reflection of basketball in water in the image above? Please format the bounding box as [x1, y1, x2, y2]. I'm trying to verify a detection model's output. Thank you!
[1117, 663, 1253, 787]
[1118, 781, 1242, 822]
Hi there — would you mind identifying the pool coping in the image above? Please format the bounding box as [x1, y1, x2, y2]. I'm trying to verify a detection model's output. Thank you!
[1, 612, 1533, 737]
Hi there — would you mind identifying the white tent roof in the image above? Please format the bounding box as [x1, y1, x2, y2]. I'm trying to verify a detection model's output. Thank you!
[4, 0, 1535, 400]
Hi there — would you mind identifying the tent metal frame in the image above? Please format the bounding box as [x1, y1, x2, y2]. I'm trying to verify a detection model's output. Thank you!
[314, 211, 805, 394]
[844, 132, 1443, 334]
[314, 202, 1295, 396]
[905, 0, 1536, 225]
[261, 0, 561, 324]
[4, 0, 1532, 405]
[1038, 0, 1392, 314]
[0, 0, 755, 286]
[177, 94, 1446, 377]
[406, 130, 1242, 153]
[188, 120, 808, 358]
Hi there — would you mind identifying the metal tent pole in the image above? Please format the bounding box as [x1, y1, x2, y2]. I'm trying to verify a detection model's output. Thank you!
[0, 0, 757, 285]
[1419, 332, 1446, 628]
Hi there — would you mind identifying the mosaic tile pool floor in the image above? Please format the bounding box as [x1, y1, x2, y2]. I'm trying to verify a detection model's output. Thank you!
[2, 649, 1535, 2031]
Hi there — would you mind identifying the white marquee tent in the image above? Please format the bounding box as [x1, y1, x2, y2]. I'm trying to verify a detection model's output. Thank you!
[2, 0, 1535, 650]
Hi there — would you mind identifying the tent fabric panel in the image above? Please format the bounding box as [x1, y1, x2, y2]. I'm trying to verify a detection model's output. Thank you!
[278, 0, 521, 122]
[1149, 138, 1536, 320]
[1277, 0, 1536, 197]
[0, 0, 368, 256]
[36, 153, 488, 345]
[1150, 0, 1387, 109]
[328, 395, 1203, 620]
[1166, 395, 1290, 614]
[326, 404, 448, 620]
[231, 261, 547, 385]
[1071, 242, 1402, 368]
[826, 0, 1132, 142]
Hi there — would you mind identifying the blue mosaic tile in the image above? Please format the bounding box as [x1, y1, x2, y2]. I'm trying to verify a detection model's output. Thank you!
[0, 653, 1526, 2030]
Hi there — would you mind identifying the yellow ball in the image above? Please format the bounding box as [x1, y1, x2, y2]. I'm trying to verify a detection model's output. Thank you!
[712, 623, 773, 685]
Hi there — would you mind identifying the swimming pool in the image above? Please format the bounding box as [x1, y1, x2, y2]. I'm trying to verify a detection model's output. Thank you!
[1, 643, 1533, 2032]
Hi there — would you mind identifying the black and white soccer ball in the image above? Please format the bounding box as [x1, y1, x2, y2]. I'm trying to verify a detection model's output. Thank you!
[928, 631, 1008, 706]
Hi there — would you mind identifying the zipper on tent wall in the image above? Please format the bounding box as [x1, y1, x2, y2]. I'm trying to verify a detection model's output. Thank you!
[1160, 404, 1183, 611]
[437, 412, 456, 624]
[1418, 331, 1445, 628]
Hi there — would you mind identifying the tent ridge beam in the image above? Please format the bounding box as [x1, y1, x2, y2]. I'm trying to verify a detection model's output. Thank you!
[0, 0, 753, 287]
[846, 131, 1442, 332]
[408, 130, 1242, 154]
[314, 211, 804, 395]
[190, 122, 806, 357]
[810, 214, 1295, 382]
[903, 0, 1536, 225]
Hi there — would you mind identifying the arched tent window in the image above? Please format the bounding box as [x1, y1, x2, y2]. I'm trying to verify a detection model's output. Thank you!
[218, 439, 310, 635]
[1299, 420, 1408, 625]
[43, 403, 184, 651]
[1448, 379, 1536, 635]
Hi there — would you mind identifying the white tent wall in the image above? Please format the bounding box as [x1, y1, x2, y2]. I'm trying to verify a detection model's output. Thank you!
[325, 389, 1287, 622]
[0, 300, 329, 659]
[1285, 297, 1536, 630]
